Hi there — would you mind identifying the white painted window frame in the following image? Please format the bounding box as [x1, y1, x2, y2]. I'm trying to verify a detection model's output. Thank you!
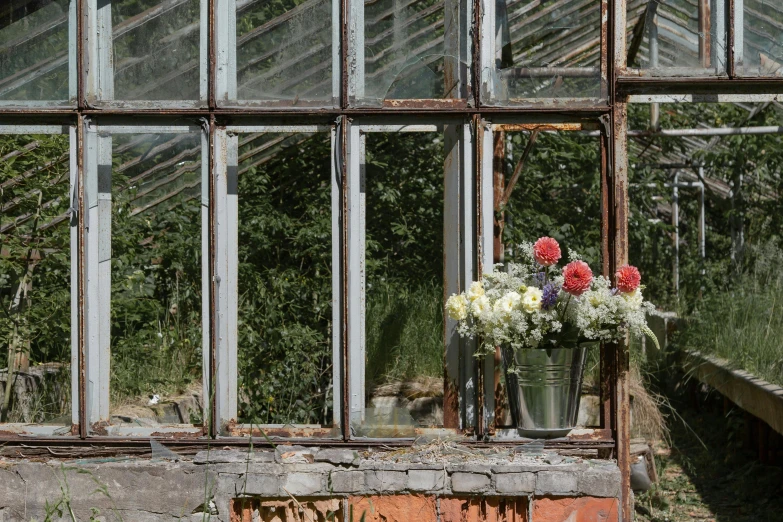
[346, 119, 477, 438]
[0, 124, 78, 436]
[83, 120, 209, 437]
[0, 1, 77, 108]
[214, 123, 342, 435]
[214, 0, 341, 107]
[85, 0, 209, 107]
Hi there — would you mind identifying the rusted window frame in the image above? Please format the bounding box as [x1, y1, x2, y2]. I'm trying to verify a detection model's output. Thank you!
[0, 0, 780, 518]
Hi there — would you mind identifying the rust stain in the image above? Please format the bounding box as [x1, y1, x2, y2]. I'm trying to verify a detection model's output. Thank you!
[493, 123, 582, 131]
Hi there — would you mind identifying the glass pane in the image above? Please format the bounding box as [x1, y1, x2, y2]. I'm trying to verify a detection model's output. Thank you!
[234, 0, 335, 104]
[0, 133, 72, 430]
[488, 0, 602, 102]
[109, 132, 204, 428]
[626, 0, 726, 74]
[235, 131, 336, 433]
[108, 0, 201, 101]
[737, 0, 783, 76]
[357, 132, 445, 436]
[0, 1, 72, 103]
[493, 129, 601, 428]
[358, 0, 468, 105]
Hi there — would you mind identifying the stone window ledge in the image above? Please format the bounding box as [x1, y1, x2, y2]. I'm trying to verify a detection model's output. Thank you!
[0, 444, 620, 521]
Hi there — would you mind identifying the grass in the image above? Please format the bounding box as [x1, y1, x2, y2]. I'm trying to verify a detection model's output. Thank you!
[365, 280, 444, 388]
[635, 375, 783, 522]
[680, 243, 783, 387]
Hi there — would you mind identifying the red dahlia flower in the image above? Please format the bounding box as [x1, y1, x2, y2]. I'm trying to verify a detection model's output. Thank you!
[562, 260, 593, 296]
[533, 237, 562, 267]
[615, 264, 641, 293]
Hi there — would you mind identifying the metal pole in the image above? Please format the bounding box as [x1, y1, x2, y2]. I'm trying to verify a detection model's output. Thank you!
[672, 171, 679, 297]
[698, 166, 706, 271]
[647, 3, 659, 129]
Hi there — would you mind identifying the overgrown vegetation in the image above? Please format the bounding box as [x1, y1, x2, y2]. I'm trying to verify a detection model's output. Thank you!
[3, 101, 783, 428]
[679, 242, 783, 387]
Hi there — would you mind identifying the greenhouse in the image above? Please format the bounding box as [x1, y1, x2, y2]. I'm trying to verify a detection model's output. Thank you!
[0, 0, 782, 520]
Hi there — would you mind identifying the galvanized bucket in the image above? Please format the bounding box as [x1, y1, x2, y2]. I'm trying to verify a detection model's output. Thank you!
[501, 344, 589, 438]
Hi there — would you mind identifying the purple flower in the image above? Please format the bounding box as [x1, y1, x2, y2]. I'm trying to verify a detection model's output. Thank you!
[542, 283, 560, 310]
[534, 272, 547, 287]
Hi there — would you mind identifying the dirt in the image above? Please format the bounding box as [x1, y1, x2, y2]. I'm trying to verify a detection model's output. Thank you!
[634, 384, 783, 522]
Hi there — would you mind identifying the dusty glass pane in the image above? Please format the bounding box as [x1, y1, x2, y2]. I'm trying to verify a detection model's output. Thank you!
[0, 134, 72, 430]
[109, 133, 204, 427]
[488, 0, 601, 102]
[359, 0, 468, 104]
[109, 0, 201, 100]
[625, 0, 726, 74]
[493, 129, 601, 428]
[235, 0, 335, 104]
[236, 132, 335, 431]
[357, 132, 445, 437]
[0, 1, 72, 103]
[737, 0, 783, 76]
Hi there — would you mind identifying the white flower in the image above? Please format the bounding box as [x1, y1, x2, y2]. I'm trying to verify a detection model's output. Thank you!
[620, 288, 643, 310]
[466, 280, 485, 302]
[446, 294, 468, 320]
[471, 295, 491, 318]
[586, 289, 605, 307]
[521, 287, 543, 313]
[494, 291, 522, 316]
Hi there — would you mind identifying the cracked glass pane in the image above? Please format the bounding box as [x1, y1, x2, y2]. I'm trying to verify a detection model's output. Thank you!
[108, 132, 204, 431]
[234, 131, 336, 433]
[234, 0, 336, 105]
[0, 133, 72, 432]
[104, 0, 202, 101]
[737, 0, 783, 76]
[486, 0, 602, 104]
[356, 0, 469, 105]
[0, 0, 73, 103]
[625, 0, 727, 74]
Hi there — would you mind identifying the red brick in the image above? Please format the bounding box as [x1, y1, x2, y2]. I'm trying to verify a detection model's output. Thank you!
[348, 494, 437, 522]
[440, 497, 528, 522]
[532, 497, 618, 522]
[230, 497, 343, 522]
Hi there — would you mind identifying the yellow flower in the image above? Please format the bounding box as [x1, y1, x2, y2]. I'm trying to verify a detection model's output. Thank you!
[587, 290, 604, 307]
[446, 294, 469, 320]
[466, 281, 485, 302]
[471, 295, 491, 318]
[521, 287, 543, 313]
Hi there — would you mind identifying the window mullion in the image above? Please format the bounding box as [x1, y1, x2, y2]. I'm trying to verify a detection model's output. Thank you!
[332, 124, 343, 431]
[478, 119, 495, 433]
[70, 125, 80, 432]
[213, 128, 238, 432]
[346, 123, 364, 429]
[215, 0, 238, 102]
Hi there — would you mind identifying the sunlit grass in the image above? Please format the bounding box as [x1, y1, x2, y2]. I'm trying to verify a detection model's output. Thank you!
[681, 243, 783, 386]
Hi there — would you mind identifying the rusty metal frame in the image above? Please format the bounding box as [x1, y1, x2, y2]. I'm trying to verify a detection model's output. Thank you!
[476, 114, 614, 447]
[0, 1, 780, 517]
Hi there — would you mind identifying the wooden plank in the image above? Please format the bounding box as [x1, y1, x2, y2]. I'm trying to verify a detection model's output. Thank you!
[684, 350, 783, 437]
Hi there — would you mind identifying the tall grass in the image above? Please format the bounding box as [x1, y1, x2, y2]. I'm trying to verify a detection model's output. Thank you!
[681, 242, 783, 386]
[365, 280, 444, 388]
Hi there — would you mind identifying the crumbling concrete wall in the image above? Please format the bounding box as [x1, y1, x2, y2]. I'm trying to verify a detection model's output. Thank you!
[0, 445, 620, 521]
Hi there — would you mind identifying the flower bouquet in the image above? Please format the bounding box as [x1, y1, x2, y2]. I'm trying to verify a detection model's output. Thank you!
[445, 237, 658, 436]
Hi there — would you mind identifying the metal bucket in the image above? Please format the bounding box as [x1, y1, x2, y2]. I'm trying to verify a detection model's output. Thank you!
[501, 344, 588, 437]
